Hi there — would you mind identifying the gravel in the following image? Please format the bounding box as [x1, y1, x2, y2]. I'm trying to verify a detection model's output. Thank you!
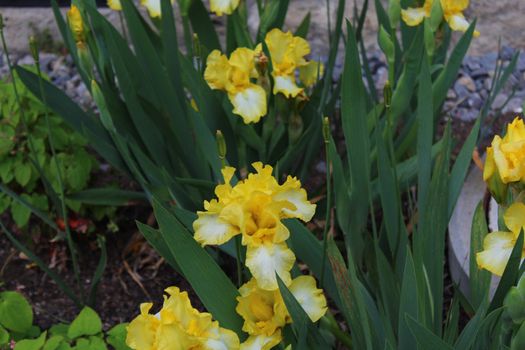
[1, 44, 524, 122]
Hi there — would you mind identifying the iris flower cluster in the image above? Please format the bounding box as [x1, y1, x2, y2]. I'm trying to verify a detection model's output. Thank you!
[401, 0, 480, 37]
[194, 163, 327, 348]
[204, 29, 323, 124]
[477, 117, 525, 276]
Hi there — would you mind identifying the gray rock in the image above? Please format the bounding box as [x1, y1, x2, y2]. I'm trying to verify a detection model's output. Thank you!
[454, 82, 470, 100]
[447, 89, 457, 100]
[467, 93, 484, 110]
[492, 93, 508, 110]
[502, 97, 523, 114]
[465, 57, 481, 71]
[453, 108, 479, 122]
[375, 66, 388, 91]
[517, 54, 525, 72]
[481, 52, 498, 68]
[457, 75, 476, 92]
[17, 54, 34, 66]
[484, 77, 494, 90]
[471, 68, 489, 79]
[501, 46, 516, 61]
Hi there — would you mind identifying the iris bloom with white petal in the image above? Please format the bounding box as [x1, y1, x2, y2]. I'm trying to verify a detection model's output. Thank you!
[236, 276, 327, 348]
[193, 163, 316, 290]
[210, 0, 240, 16]
[401, 0, 479, 37]
[204, 47, 267, 124]
[265, 29, 320, 98]
[140, 0, 174, 18]
[477, 203, 525, 276]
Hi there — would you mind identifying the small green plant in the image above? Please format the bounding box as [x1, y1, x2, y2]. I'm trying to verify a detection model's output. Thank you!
[0, 70, 107, 228]
[0, 290, 130, 350]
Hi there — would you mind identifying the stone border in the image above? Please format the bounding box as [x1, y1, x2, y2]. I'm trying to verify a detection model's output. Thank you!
[448, 159, 500, 298]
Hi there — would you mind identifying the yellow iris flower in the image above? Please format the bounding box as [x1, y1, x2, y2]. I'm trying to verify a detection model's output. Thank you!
[299, 61, 325, 88]
[265, 29, 321, 98]
[67, 5, 85, 43]
[476, 203, 525, 276]
[126, 286, 240, 350]
[236, 276, 327, 349]
[193, 162, 316, 290]
[140, 0, 174, 18]
[401, 0, 479, 37]
[484, 117, 525, 185]
[210, 0, 240, 16]
[107, 0, 121, 11]
[204, 47, 268, 124]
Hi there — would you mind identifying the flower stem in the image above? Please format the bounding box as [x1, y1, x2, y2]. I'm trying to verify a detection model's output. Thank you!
[320, 117, 332, 287]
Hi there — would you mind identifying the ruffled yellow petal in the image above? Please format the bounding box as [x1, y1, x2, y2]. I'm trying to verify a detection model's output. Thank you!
[290, 36, 311, 67]
[193, 212, 239, 246]
[274, 176, 316, 221]
[245, 243, 295, 290]
[205, 50, 232, 91]
[505, 117, 525, 142]
[441, 0, 469, 13]
[240, 332, 282, 350]
[265, 28, 311, 77]
[210, 0, 240, 16]
[126, 303, 160, 350]
[272, 75, 303, 98]
[476, 231, 516, 276]
[265, 29, 293, 66]
[289, 276, 328, 322]
[236, 279, 287, 336]
[229, 48, 257, 76]
[228, 84, 268, 124]
[107, 0, 122, 11]
[401, 7, 427, 26]
[299, 61, 324, 87]
[504, 203, 525, 235]
[156, 323, 193, 350]
[492, 135, 525, 184]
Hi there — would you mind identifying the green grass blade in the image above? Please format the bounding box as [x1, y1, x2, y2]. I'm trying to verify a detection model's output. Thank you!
[136, 221, 181, 274]
[294, 12, 311, 38]
[432, 21, 476, 111]
[448, 120, 480, 217]
[417, 53, 433, 214]
[406, 314, 454, 350]
[87, 235, 108, 307]
[187, 0, 221, 51]
[398, 250, 419, 350]
[340, 20, 370, 260]
[66, 188, 146, 206]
